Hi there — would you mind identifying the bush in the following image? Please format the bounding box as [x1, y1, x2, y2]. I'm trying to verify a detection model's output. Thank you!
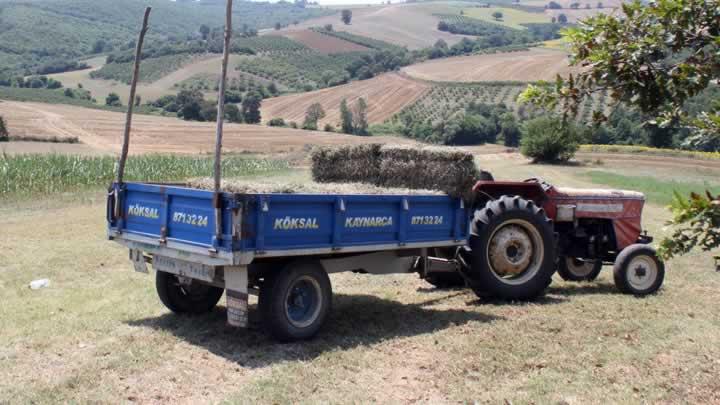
[268, 118, 286, 127]
[520, 116, 582, 162]
[105, 92, 122, 107]
[0, 116, 8, 141]
[323, 123, 335, 132]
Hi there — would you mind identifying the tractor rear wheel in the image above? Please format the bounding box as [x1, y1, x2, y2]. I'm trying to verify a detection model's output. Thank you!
[466, 196, 556, 300]
[557, 257, 603, 282]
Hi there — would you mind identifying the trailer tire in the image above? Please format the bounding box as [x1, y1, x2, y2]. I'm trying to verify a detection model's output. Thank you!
[613, 244, 665, 296]
[557, 257, 603, 282]
[466, 195, 555, 301]
[259, 261, 332, 342]
[155, 270, 224, 314]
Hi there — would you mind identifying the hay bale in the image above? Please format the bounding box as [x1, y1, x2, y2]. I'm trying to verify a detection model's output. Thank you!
[310, 144, 480, 198]
[311, 143, 381, 183]
[187, 178, 443, 195]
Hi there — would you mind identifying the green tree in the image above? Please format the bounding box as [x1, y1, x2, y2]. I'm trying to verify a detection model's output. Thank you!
[302, 102, 326, 130]
[351, 98, 368, 135]
[105, 92, 122, 107]
[520, 116, 582, 162]
[63, 88, 75, 98]
[225, 104, 242, 123]
[557, 13, 568, 24]
[176, 89, 204, 121]
[0, 116, 8, 141]
[499, 113, 521, 147]
[520, 0, 719, 146]
[341, 9, 352, 25]
[340, 98, 354, 134]
[492, 11, 503, 20]
[242, 91, 262, 124]
[199, 24, 211, 40]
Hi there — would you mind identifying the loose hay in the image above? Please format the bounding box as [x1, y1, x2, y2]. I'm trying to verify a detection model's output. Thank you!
[188, 178, 444, 195]
[311, 144, 480, 198]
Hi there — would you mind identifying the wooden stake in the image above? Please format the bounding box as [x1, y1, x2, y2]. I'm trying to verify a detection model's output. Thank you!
[117, 7, 151, 185]
[213, 0, 233, 192]
[213, 0, 233, 242]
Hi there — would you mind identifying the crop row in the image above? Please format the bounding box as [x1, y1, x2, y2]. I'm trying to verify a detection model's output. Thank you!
[390, 83, 609, 124]
[0, 154, 289, 197]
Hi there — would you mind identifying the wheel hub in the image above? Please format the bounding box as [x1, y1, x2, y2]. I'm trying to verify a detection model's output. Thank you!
[626, 256, 657, 290]
[566, 258, 597, 278]
[489, 225, 533, 276]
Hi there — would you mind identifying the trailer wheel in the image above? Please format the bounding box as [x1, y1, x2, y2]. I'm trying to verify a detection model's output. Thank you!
[613, 244, 665, 296]
[557, 257, 603, 282]
[259, 261, 332, 342]
[467, 195, 555, 300]
[155, 271, 224, 314]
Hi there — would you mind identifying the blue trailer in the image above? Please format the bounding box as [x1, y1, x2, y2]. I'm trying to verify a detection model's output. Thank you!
[108, 182, 496, 341]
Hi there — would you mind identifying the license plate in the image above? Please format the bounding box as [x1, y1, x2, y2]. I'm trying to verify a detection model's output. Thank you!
[152, 255, 216, 282]
[130, 249, 148, 274]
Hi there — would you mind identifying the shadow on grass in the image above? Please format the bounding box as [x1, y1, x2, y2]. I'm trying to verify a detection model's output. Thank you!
[547, 281, 619, 296]
[126, 293, 502, 368]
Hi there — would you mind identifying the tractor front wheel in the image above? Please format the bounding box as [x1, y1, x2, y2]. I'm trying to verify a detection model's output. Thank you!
[613, 244, 665, 296]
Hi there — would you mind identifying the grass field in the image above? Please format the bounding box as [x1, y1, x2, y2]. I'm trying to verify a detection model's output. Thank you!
[2, 150, 719, 403]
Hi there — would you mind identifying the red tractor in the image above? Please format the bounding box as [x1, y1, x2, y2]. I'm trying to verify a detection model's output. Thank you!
[422, 177, 665, 298]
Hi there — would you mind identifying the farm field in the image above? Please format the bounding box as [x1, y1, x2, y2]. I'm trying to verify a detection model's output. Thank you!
[279, 30, 369, 53]
[49, 54, 252, 104]
[460, 6, 551, 29]
[0, 101, 416, 155]
[273, 3, 473, 49]
[1, 150, 719, 403]
[401, 48, 576, 82]
[261, 72, 430, 127]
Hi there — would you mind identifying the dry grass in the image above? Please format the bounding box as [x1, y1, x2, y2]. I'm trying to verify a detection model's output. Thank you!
[188, 177, 443, 195]
[401, 48, 577, 82]
[0, 101, 420, 155]
[2, 152, 720, 403]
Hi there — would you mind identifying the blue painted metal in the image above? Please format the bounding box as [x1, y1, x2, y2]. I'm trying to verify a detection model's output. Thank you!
[108, 182, 470, 256]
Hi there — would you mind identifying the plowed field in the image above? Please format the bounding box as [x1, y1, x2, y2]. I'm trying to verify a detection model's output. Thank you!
[0, 101, 416, 155]
[279, 30, 369, 53]
[401, 48, 576, 82]
[261, 72, 430, 127]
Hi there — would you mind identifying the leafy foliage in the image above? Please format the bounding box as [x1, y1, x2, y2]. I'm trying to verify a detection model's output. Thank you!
[520, 116, 582, 162]
[658, 191, 720, 270]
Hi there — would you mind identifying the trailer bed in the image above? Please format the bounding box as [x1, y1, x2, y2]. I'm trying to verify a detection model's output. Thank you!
[108, 182, 469, 266]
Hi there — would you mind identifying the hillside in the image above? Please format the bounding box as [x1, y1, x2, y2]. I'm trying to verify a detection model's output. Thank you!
[273, 3, 474, 50]
[261, 72, 430, 127]
[0, 0, 332, 74]
[401, 48, 576, 82]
